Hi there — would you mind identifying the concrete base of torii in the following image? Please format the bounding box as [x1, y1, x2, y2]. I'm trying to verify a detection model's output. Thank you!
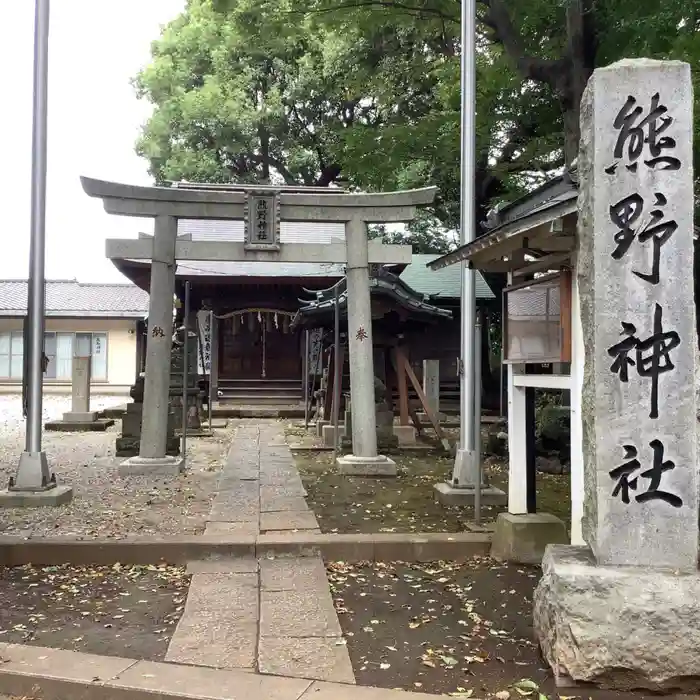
[118, 455, 185, 477]
[336, 454, 397, 477]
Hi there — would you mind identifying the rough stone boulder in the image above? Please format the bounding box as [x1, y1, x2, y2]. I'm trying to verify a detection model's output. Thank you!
[534, 545, 700, 692]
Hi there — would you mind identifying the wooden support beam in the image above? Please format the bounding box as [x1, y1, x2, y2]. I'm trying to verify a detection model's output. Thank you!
[512, 253, 571, 278]
[394, 347, 410, 426]
[559, 268, 573, 363]
[398, 347, 449, 451]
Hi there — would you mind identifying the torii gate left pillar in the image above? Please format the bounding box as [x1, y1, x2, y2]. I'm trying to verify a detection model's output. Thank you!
[82, 177, 436, 476]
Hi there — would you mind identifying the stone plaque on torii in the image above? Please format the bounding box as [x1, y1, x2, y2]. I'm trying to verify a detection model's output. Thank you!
[82, 177, 436, 475]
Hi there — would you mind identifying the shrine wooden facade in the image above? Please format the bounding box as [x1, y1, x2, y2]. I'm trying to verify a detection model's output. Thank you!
[114, 247, 496, 394]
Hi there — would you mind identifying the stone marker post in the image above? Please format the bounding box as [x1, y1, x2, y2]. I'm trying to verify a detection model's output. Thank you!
[64, 356, 96, 422]
[534, 59, 700, 691]
[45, 356, 115, 432]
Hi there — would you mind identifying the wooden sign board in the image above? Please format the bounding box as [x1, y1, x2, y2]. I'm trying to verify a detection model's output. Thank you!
[503, 271, 572, 364]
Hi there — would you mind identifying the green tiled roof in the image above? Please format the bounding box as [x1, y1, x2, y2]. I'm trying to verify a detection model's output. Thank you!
[399, 254, 495, 300]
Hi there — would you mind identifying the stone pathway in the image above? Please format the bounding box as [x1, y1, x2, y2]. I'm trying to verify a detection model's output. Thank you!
[166, 421, 355, 684]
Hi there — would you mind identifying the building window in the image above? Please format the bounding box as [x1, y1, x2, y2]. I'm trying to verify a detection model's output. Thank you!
[0, 332, 24, 379]
[0, 331, 108, 381]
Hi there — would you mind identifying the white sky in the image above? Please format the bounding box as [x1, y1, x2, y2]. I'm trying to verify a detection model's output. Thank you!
[0, 1, 186, 283]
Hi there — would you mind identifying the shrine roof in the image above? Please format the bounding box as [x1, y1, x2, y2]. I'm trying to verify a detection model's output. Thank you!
[399, 254, 494, 300]
[0, 279, 149, 318]
[428, 176, 578, 273]
[291, 267, 453, 329]
[175, 261, 346, 278]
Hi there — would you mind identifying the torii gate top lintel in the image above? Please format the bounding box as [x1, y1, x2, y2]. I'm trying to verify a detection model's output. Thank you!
[81, 176, 438, 224]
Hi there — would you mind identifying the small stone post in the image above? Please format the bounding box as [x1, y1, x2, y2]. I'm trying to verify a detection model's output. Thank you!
[121, 214, 183, 474]
[45, 356, 115, 432]
[422, 359, 442, 419]
[64, 356, 96, 421]
[336, 218, 396, 475]
[534, 59, 700, 690]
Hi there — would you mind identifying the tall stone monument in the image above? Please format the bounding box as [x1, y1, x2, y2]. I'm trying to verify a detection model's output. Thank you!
[534, 59, 700, 690]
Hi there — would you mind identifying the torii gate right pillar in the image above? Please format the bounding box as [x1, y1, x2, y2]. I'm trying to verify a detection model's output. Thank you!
[336, 218, 396, 476]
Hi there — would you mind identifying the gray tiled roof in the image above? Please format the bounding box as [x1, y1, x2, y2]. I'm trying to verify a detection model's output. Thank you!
[0, 280, 149, 318]
[399, 254, 495, 300]
[176, 261, 346, 278]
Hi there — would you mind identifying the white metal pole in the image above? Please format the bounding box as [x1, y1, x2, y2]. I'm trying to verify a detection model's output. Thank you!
[332, 284, 341, 458]
[26, 0, 50, 456]
[473, 309, 483, 523]
[181, 282, 190, 460]
[451, 0, 478, 486]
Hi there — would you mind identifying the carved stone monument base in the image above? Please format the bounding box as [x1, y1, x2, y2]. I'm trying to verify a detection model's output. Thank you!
[336, 454, 397, 477]
[45, 410, 115, 432]
[534, 545, 700, 692]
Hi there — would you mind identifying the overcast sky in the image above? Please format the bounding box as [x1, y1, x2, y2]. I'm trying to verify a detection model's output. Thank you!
[1, 1, 185, 283]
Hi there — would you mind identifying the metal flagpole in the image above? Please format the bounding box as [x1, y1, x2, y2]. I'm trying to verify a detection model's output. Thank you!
[449, 0, 478, 491]
[332, 284, 341, 458]
[473, 309, 483, 523]
[181, 282, 190, 462]
[7, 0, 72, 501]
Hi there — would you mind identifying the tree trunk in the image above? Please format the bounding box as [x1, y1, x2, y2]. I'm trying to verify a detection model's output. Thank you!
[562, 0, 596, 166]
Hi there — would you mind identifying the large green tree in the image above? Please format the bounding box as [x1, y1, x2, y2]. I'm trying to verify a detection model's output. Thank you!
[135, 0, 699, 247]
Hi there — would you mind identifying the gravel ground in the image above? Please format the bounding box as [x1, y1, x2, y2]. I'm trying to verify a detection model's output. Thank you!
[0, 396, 232, 540]
[0, 563, 189, 660]
[329, 559, 654, 700]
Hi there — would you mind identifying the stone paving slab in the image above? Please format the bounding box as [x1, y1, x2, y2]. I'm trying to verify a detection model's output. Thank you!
[260, 556, 329, 591]
[260, 511, 319, 532]
[214, 481, 260, 501]
[261, 492, 310, 513]
[166, 617, 258, 670]
[261, 588, 342, 638]
[0, 642, 135, 683]
[187, 557, 259, 574]
[170, 421, 355, 683]
[258, 636, 356, 684]
[208, 503, 259, 523]
[204, 522, 259, 536]
[117, 658, 307, 698]
[182, 573, 259, 615]
[260, 481, 307, 498]
[0, 644, 447, 700]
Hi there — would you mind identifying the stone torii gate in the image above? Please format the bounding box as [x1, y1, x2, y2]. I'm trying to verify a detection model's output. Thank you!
[82, 177, 436, 475]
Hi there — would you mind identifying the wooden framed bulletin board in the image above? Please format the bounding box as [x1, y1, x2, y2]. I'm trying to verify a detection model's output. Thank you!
[502, 270, 572, 364]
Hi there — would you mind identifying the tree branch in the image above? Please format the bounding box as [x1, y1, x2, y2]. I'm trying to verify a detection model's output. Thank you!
[293, 1, 458, 22]
[249, 154, 297, 184]
[480, 0, 567, 89]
